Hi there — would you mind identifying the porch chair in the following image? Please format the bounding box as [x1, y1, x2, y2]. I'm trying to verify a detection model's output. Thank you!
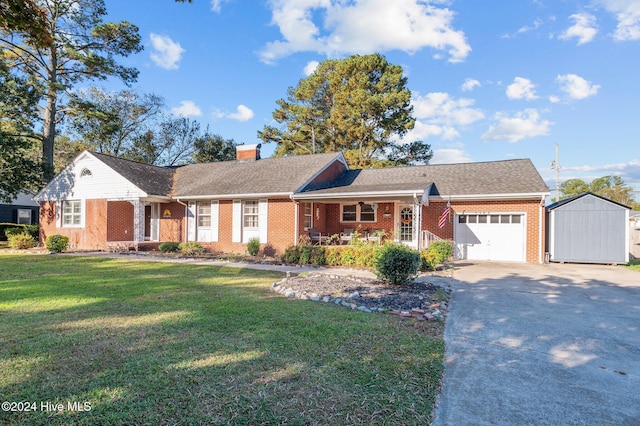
[309, 228, 326, 245]
[340, 228, 354, 245]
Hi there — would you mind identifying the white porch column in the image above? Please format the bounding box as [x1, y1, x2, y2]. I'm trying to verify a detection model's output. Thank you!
[130, 200, 146, 243]
[413, 202, 422, 250]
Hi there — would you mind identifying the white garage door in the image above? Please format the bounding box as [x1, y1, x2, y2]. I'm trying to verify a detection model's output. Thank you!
[454, 213, 525, 262]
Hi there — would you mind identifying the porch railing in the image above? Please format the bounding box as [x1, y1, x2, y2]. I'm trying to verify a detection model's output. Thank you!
[421, 230, 445, 249]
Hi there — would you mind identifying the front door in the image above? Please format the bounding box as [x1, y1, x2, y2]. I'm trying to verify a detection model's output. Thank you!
[145, 203, 160, 241]
[396, 203, 416, 247]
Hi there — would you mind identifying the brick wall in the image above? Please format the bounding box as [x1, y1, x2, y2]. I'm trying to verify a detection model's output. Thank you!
[199, 198, 297, 255]
[107, 201, 134, 241]
[39, 199, 108, 250]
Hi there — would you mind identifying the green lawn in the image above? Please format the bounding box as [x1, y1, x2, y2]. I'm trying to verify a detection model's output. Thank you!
[627, 258, 640, 271]
[0, 255, 444, 425]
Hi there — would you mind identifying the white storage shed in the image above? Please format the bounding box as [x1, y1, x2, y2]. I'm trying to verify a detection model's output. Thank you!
[547, 192, 630, 264]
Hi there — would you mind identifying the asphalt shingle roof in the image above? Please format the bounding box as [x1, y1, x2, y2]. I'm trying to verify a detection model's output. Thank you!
[92, 152, 176, 197]
[173, 152, 343, 197]
[300, 158, 549, 197]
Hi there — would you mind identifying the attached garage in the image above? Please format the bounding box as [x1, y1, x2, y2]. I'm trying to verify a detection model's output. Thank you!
[455, 213, 526, 262]
[547, 192, 630, 264]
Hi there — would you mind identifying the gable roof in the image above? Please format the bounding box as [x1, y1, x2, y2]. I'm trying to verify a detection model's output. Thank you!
[173, 152, 345, 197]
[546, 192, 631, 210]
[295, 158, 548, 199]
[91, 152, 176, 197]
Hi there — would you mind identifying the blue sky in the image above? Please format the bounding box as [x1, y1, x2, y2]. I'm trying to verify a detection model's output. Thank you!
[103, 0, 640, 198]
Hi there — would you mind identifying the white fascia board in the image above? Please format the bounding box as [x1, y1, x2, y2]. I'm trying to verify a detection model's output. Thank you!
[429, 192, 550, 202]
[292, 189, 425, 200]
[174, 192, 292, 200]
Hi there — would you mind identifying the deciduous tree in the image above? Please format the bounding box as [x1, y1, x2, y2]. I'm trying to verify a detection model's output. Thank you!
[192, 132, 237, 163]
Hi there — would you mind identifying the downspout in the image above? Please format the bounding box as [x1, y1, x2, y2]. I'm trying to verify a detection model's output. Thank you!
[290, 194, 299, 246]
[539, 195, 545, 264]
[176, 198, 188, 243]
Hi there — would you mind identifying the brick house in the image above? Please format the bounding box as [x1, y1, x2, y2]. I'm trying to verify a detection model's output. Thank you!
[35, 145, 549, 262]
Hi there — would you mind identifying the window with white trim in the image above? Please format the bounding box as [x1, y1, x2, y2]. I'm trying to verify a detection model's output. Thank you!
[17, 209, 32, 225]
[341, 203, 376, 223]
[304, 203, 312, 230]
[62, 200, 82, 226]
[243, 200, 259, 228]
[197, 201, 211, 227]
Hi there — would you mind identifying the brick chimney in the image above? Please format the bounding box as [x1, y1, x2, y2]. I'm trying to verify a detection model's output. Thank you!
[235, 143, 261, 161]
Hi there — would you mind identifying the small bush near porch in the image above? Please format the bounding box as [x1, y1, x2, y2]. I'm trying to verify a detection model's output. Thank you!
[0, 255, 444, 425]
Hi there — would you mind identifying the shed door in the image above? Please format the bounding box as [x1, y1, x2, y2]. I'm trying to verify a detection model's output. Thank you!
[455, 213, 525, 262]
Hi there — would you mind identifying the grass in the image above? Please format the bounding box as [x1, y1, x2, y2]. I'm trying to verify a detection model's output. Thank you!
[627, 258, 640, 271]
[0, 255, 444, 425]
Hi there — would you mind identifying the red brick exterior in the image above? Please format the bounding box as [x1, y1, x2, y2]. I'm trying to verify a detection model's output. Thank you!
[39, 196, 545, 262]
[307, 159, 347, 186]
[40, 199, 108, 251]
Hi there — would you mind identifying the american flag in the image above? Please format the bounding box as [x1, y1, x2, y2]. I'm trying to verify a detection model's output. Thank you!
[438, 199, 451, 229]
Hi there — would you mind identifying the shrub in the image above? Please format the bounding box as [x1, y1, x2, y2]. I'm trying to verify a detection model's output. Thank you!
[373, 243, 420, 285]
[45, 234, 69, 253]
[299, 245, 313, 264]
[310, 246, 326, 265]
[8, 232, 36, 249]
[178, 241, 204, 256]
[282, 245, 300, 264]
[420, 249, 439, 271]
[4, 227, 25, 238]
[325, 246, 343, 266]
[298, 234, 311, 246]
[247, 237, 260, 256]
[159, 242, 180, 253]
[420, 240, 454, 271]
[2, 223, 39, 241]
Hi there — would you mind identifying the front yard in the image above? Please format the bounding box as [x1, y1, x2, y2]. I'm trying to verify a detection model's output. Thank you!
[0, 255, 444, 425]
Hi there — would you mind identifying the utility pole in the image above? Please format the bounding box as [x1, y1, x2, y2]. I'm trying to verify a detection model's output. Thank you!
[550, 143, 561, 201]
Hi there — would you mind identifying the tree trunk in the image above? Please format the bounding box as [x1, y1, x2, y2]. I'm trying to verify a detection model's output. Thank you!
[42, 47, 58, 181]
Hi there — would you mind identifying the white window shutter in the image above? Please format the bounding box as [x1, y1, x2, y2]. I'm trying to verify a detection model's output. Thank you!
[187, 202, 196, 241]
[232, 200, 242, 243]
[259, 199, 268, 243]
[56, 200, 62, 228]
[211, 201, 219, 242]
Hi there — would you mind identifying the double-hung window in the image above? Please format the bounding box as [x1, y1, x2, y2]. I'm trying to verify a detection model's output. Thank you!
[62, 200, 82, 226]
[341, 203, 376, 223]
[197, 201, 211, 227]
[243, 200, 259, 228]
[303, 203, 312, 230]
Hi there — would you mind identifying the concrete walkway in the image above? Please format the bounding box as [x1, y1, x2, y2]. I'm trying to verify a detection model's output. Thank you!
[433, 261, 640, 426]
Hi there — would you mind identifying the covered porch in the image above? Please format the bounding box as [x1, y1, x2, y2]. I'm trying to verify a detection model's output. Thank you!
[105, 198, 175, 251]
[296, 197, 431, 251]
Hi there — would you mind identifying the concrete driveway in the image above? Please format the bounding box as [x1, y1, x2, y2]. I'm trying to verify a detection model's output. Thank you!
[432, 262, 640, 426]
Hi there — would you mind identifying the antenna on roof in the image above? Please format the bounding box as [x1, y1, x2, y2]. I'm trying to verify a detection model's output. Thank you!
[550, 143, 561, 201]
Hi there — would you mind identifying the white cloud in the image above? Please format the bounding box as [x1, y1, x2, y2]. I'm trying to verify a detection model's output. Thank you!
[482, 109, 552, 142]
[260, 0, 470, 64]
[217, 105, 254, 122]
[461, 78, 480, 92]
[210, 0, 227, 12]
[506, 77, 538, 100]
[405, 92, 483, 142]
[518, 18, 544, 34]
[597, 0, 640, 41]
[556, 73, 600, 100]
[559, 13, 598, 45]
[171, 100, 202, 118]
[304, 60, 319, 76]
[149, 33, 185, 70]
[430, 148, 473, 164]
